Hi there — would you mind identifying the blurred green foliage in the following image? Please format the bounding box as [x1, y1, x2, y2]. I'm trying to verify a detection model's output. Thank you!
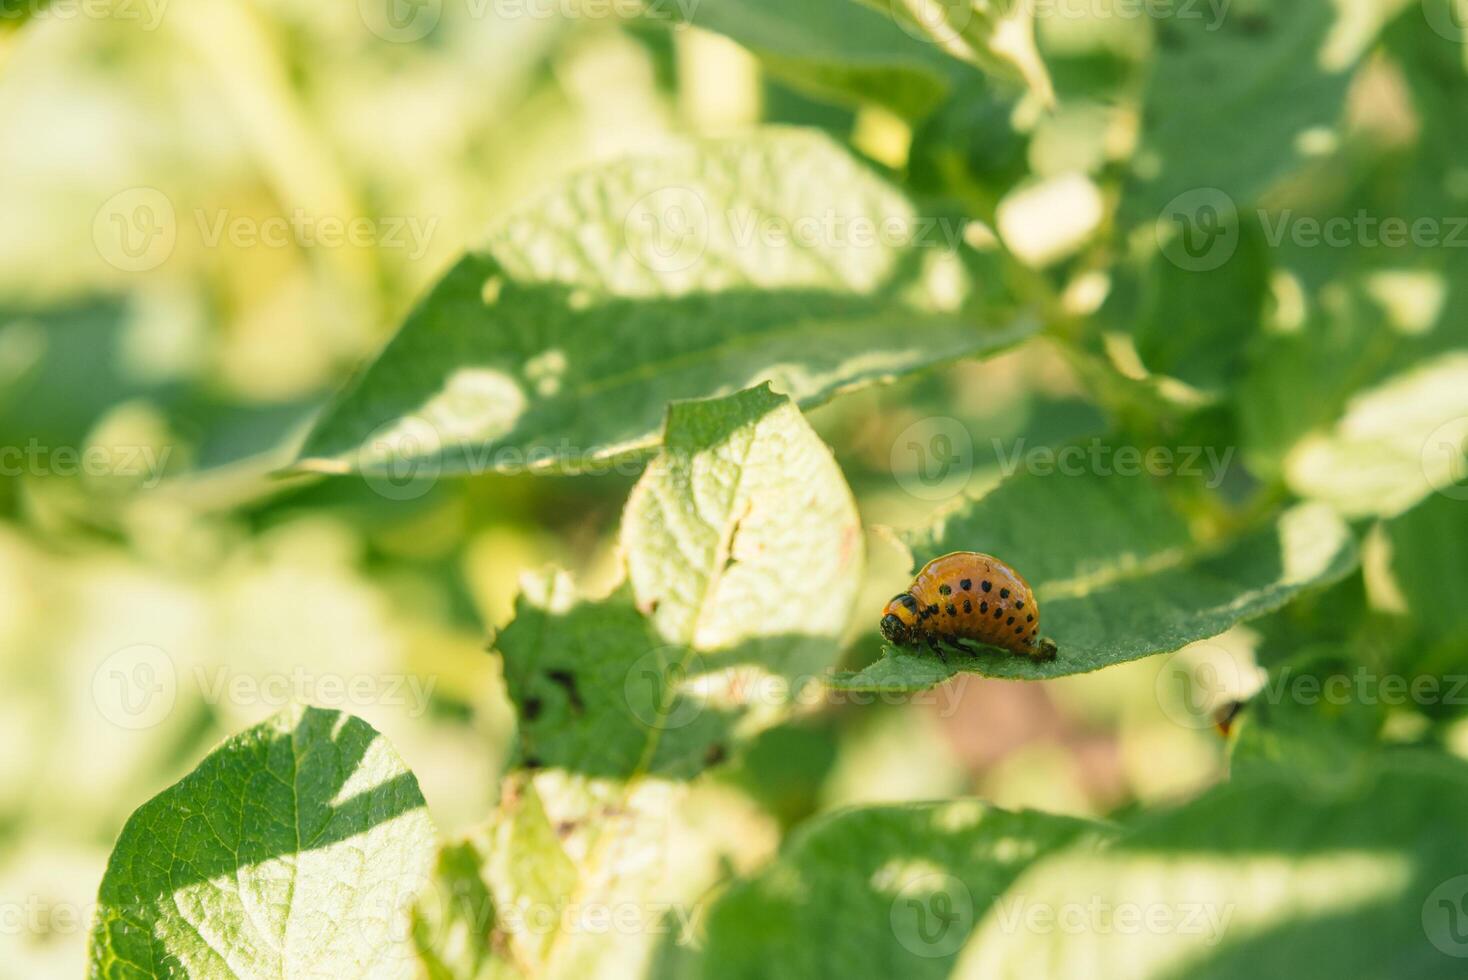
[1, 0, 1467, 977]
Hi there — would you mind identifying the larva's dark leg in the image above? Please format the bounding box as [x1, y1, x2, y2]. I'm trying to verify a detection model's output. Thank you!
[925, 633, 947, 664]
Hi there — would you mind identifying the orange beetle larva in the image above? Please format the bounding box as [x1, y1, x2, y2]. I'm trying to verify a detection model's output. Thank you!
[880, 552, 1057, 660]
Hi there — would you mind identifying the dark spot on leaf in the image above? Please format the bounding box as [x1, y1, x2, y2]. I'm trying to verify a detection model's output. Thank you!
[524, 697, 543, 721]
[704, 743, 727, 766]
[523, 754, 543, 769]
[547, 669, 585, 714]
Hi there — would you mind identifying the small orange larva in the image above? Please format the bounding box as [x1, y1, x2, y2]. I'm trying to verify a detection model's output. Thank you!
[880, 552, 1056, 660]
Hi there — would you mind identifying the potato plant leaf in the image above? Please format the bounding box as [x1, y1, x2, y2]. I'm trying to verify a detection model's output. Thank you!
[700, 801, 1106, 979]
[954, 754, 1468, 978]
[659, 0, 964, 118]
[1286, 352, 1468, 518]
[88, 705, 437, 980]
[295, 129, 1032, 477]
[497, 385, 862, 778]
[1122, 0, 1377, 222]
[831, 468, 1357, 689]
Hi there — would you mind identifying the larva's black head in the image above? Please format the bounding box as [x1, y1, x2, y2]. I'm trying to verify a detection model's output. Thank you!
[879, 613, 911, 646]
[880, 592, 919, 646]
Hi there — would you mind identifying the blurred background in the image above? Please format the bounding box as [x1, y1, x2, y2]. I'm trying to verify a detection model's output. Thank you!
[0, 1, 1396, 973]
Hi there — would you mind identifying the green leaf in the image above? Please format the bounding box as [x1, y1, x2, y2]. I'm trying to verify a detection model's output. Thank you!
[1286, 352, 1468, 518]
[859, 0, 1055, 106]
[88, 705, 437, 980]
[295, 129, 1032, 477]
[701, 801, 1105, 979]
[833, 467, 1357, 688]
[953, 754, 1468, 978]
[825, 649, 961, 692]
[0, 0, 49, 31]
[497, 385, 862, 778]
[410, 838, 515, 980]
[414, 772, 770, 980]
[1379, 492, 1468, 672]
[662, 0, 962, 118]
[1123, 219, 1270, 396]
[1123, 0, 1374, 221]
[623, 384, 863, 673]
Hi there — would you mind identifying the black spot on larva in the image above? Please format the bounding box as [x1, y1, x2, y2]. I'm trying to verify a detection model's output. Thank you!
[946, 604, 957, 616]
[963, 599, 972, 614]
[547, 669, 585, 714]
[980, 601, 988, 614]
[960, 578, 972, 591]
[1000, 588, 1010, 599]
[981, 581, 992, 592]
[928, 604, 940, 616]
[1015, 627, 1024, 635]
[1027, 614, 1034, 622]
[1015, 600, 1024, 609]
[994, 608, 1003, 620]
[1007, 616, 1015, 625]
[524, 696, 543, 721]
[939, 584, 952, 596]
[899, 594, 918, 611]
